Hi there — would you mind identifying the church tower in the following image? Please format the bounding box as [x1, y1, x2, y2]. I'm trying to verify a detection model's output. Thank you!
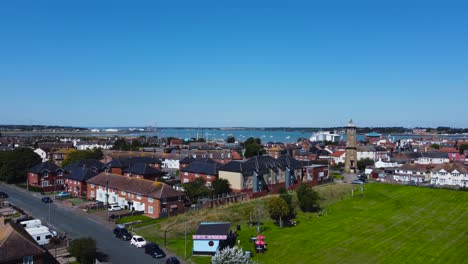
[345, 119, 358, 174]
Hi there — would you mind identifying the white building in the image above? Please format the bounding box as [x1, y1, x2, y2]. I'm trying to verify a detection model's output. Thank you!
[375, 159, 400, 168]
[430, 163, 468, 187]
[393, 163, 431, 183]
[310, 131, 341, 142]
[162, 158, 180, 170]
[414, 153, 449, 165]
[75, 141, 113, 150]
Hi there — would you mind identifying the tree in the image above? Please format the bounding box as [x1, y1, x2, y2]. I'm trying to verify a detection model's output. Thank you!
[243, 137, 265, 158]
[459, 143, 468, 155]
[211, 178, 232, 196]
[112, 138, 130, 151]
[266, 196, 290, 221]
[62, 149, 104, 167]
[430, 144, 440, 150]
[226, 136, 236, 144]
[183, 178, 210, 203]
[357, 158, 374, 172]
[296, 183, 320, 212]
[69, 237, 97, 264]
[0, 148, 42, 183]
[211, 246, 256, 264]
[278, 187, 294, 218]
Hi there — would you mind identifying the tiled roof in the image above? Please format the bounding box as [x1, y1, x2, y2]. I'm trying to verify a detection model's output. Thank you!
[181, 162, 218, 175]
[29, 161, 62, 174]
[0, 223, 46, 262]
[431, 162, 468, 174]
[65, 167, 98, 182]
[397, 163, 432, 172]
[218, 161, 255, 176]
[64, 159, 105, 171]
[331, 151, 345, 157]
[124, 163, 166, 176]
[87, 173, 185, 199]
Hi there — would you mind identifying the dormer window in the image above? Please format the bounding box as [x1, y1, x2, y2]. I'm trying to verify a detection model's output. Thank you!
[43, 172, 49, 177]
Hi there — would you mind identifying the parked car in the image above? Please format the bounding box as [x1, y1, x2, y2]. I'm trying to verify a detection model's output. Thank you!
[41, 197, 53, 203]
[0, 191, 8, 198]
[113, 224, 132, 240]
[130, 235, 147, 248]
[108, 204, 122, 212]
[144, 242, 166, 258]
[56, 191, 71, 198]
[166, 256, 180, 264]
[352, 179, 364, 184]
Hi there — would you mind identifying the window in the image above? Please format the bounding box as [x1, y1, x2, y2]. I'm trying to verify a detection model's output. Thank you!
[121, 191, 126, 195]
[195, 174, 199, 177]
[137, 195, 142, 200]
[148, 197, 154, 203]
[148, 206, 154, 214]
[453, 173, 460, 177]
[90, 184, 95, 188]
[46, 235, 52, 239]
[184, 172, 188, 176]
[91, 191, 95, 198]
[23, 256, 33, 264]
[36, 236, 40, 241]
[43, 172, 49, 177]
[162, 198, 167, 204]
[57, 171, 63, 176]
[42, 181, 49, 187]
[440, 172, 446, 176]
[178, 196, 182, 201]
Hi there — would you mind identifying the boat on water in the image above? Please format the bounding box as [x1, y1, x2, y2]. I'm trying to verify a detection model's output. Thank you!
[366, 132, 382, 138]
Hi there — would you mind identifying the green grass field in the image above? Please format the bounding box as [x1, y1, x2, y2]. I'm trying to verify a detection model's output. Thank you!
[138, 183, 468, 264]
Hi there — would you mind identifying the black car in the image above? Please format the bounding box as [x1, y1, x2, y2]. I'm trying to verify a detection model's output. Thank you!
[0, 192, 8, 198]
[41, 196, 53, 203]
[113, 225, 132, 240]
[144, 243, 166, 258]
[166, 257, 180, 264]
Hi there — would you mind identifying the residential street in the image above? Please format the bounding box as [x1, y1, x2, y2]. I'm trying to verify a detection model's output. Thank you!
[0, 183, 167, 264]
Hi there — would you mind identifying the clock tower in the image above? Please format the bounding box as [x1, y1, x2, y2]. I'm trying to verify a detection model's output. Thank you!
[345, 119, 358, 174]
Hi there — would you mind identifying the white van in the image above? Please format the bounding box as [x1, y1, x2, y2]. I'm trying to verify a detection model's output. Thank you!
[108, 204, 122, 212]
[20, 219, 42, 229]
[25, 226, 57, 245]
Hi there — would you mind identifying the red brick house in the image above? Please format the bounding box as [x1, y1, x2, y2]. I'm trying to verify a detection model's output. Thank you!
[180, 159, 220, 186]
[86, 173, 186, 218]
[105, 157, 162, 175]
[123, 163, 166, 180]
[27, 162, 65, 192]
[65, 167, 98, 198]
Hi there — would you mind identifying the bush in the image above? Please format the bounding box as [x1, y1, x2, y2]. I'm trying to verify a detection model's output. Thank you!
[296, 184, 320, 212]
[69, 237, 97, 264]
[212, 246, 256, 264]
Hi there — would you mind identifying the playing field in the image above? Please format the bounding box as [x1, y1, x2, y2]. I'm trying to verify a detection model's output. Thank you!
[242, 184, 468, 264]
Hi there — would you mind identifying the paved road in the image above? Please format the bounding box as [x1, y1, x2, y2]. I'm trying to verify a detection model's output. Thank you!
[0, 183, 165, 264]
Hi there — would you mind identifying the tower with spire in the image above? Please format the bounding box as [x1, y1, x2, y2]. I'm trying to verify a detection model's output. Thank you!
[344, 119, 358, 174]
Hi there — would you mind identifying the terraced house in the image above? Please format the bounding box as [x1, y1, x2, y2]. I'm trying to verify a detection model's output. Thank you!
[218, 155, 321, 196]
[430, 162, 468, 187]
[86, 173, 186, 218]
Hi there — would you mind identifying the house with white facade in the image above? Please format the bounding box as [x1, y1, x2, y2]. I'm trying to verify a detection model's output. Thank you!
[375, 159, 400, 169]
[75, 140, 113, 150]
[393, 163, 432, 183]
[430, 162, 468, 188]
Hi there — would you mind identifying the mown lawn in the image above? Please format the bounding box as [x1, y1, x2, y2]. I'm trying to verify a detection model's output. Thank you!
[138, 183, 468, 264]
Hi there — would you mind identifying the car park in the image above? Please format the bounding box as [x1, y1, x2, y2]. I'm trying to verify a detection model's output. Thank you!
[144, 242, 166, 258]
[41, 197, 53, 203]
[56, 191, 71, 198]
[0, 191, 8, 198]
[113, 224, 132, 240]
[108, 204, 122, 212]
[130, 235, 147, 248]
[166, 256, 180, 264]
[352, 179, 364, 184]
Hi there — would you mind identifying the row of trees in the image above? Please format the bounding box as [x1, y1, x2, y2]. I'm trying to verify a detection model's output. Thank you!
[266, 184, 320, 222]
[183, 178, 232, 203]
[0, 148, 42, 183]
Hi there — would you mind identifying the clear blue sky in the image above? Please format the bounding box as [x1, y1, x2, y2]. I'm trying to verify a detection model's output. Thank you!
[1, 0, 467, 128]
